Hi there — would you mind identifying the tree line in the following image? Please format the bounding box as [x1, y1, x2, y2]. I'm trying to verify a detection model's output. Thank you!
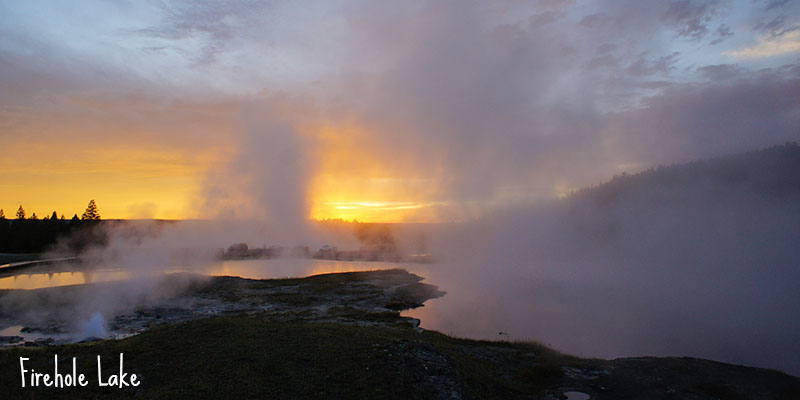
[0, 200, 106, 254]
[1, 199, 101, 222]
[565, 142, 800, 204]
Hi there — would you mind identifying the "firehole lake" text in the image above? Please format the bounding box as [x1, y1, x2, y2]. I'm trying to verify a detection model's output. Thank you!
[19, 353, 140, 388]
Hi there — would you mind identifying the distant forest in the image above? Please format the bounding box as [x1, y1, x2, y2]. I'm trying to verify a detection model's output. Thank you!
[567, 142, 800, 204]
[0, 199, 105, 254]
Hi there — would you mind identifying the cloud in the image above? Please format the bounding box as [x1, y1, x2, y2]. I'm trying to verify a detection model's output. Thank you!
[1, 0, 799, 220]
[661, 0, 724, 41]
[763, 0, 790, 12]
[725, 30, 800, 58]
[710, 23, 733, 45]
[696, 63, 744, 80]
[601, 67, 800, 162]
[753, 14, 786, 34]
[529, 10, 564, 28]
[626, 52, 680, 77]
[579, 13, 615, 30]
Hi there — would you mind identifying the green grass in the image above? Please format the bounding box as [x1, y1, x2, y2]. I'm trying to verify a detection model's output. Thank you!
[0, 313, 567, 399]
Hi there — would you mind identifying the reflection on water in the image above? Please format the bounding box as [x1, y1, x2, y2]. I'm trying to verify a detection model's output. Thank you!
[400, 262, 800, 377]
[201, 259, 799, 376]
[0, 259, 410, 291]
[0, 270, 130, 290]
[2, 258, 797, 375]
[0, 325, 54, 344]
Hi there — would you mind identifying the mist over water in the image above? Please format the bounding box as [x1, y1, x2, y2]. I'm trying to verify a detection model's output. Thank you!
[3, 192, 799, 374]
[404, 159, 800, 375]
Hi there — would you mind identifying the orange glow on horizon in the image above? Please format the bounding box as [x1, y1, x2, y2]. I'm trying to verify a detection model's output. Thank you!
[306, 124, 444, 223]
[4, 122, 448, 223]
[311, 201, 434, 222]
[0, 142, 224, 220]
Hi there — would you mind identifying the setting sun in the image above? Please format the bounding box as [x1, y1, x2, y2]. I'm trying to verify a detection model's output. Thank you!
[305, 124, 445, 222]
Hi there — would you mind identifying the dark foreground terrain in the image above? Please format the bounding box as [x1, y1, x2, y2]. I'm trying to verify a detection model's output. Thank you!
[0, 269, 798, 399]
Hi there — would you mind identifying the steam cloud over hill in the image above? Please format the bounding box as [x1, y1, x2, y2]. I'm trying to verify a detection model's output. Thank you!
[422, 143, 800, 374]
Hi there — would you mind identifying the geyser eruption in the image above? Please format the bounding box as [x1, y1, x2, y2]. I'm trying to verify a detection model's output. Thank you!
[77, 312, 107, 341]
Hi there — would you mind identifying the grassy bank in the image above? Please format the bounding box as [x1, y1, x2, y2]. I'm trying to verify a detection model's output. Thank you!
[0, 313, 569, 399]
[2, 313, 799, 399]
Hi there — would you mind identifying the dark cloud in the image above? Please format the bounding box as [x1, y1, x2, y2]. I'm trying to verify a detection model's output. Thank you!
[752, 13, 800, 41]
[126, 0, 280, 66]
[595, 43, 618, 54]
[602, 67, 800, 164]
[754, 14, 786, 33]
[751, 0, 800, 41]
[579, 13, 615, 30]
[661, 0, 724, 41]
[696, 64, 744, 81]
[528, 10, 563, 28]
[763, 0, 790, 11]
[587, 53, 618, 69]
[771, 24, 800, 39]
[710, 23, 733, 45]
[626, 52, 680, 77]
[531, 0, 575, 11]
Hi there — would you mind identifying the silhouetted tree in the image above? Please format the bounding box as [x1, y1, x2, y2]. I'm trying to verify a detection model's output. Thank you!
[16, 205, 25, 220]
[71, 214, 79, 222]
[81, 199, 101, 221]
[0, 209, 4, 219]
[0, 205, 111, 253]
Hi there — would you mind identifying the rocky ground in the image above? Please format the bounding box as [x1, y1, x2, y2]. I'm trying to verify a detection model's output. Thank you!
[0, 269, 797, 399]
[0, 269, 442, 345]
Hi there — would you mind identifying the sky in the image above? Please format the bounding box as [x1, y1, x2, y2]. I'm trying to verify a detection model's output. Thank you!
[1, 0, 799, 221]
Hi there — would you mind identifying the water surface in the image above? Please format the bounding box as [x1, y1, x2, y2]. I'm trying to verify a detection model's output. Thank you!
[1, 258, 797, 376]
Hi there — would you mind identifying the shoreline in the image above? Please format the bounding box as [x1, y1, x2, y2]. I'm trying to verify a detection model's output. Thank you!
[0, 269, 797, 398]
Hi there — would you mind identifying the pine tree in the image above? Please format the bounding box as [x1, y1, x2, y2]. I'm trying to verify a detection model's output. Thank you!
[16, 205, 25, 220]
[51, 211, 58, 220]
[0, 209, 4, 219]
[30, 212, 38, 220]
[81, 199, 101, 220]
